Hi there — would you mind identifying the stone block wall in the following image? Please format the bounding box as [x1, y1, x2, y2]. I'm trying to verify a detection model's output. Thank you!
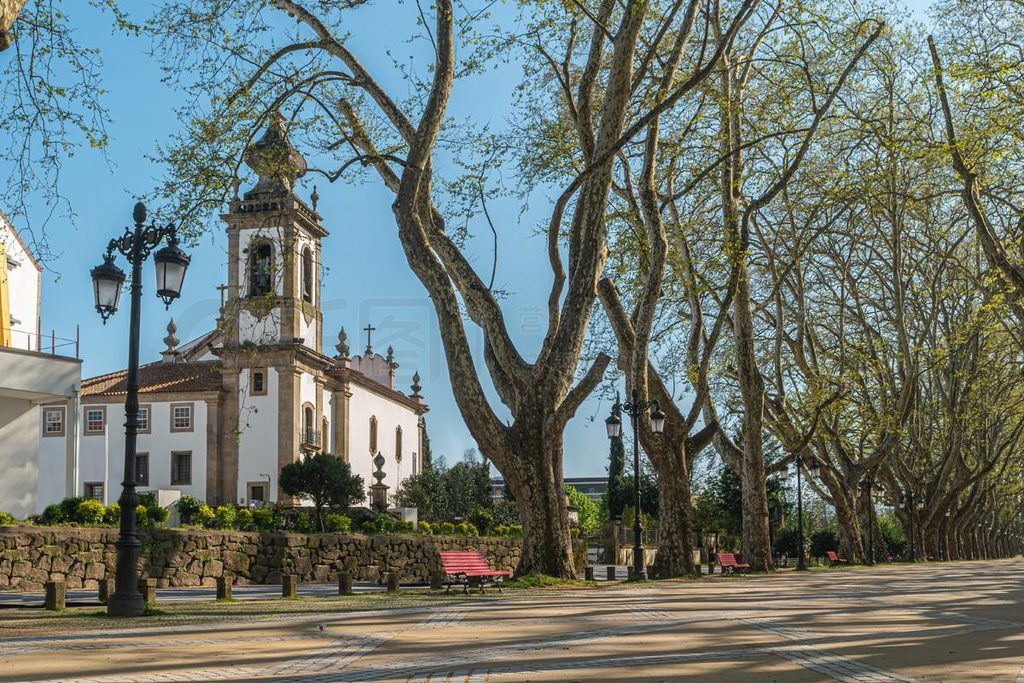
[0, 526, 522, 591]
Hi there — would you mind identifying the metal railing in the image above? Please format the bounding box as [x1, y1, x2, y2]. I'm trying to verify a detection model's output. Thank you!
[1, 326, 80, 358]
[300, 427, 321, 449]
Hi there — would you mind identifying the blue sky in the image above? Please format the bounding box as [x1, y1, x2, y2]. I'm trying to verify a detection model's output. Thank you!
[9, 0, 933, 477]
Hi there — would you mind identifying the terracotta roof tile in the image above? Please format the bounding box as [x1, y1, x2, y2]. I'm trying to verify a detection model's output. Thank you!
[82, 360, 222, 397]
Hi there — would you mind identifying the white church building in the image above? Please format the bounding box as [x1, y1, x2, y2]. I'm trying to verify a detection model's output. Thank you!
[34, 114, 428, 510]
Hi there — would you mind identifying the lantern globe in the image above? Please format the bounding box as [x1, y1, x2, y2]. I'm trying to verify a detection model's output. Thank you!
[91, 254, 126, 322]
[153, 237, 190, 307]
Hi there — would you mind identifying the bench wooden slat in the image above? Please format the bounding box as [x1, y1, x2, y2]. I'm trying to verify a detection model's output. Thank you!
[439, 551, 509, 593]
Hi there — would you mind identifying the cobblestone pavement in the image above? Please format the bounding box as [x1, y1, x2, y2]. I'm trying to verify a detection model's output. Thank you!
[1, 559, 1022, 682]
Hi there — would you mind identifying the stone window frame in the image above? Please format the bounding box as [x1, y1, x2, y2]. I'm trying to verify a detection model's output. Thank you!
[170, 402, 194, 433]
[250, 368, 268, 396]
[84, 406, 106, 436]
[42, 406, 65, 437]
[247, 481, 268, 503]
[137, 404, 152, 434]
[170, 450, 192, 485]
[135, 452, 150, 487]
[84, 482, 104, 501]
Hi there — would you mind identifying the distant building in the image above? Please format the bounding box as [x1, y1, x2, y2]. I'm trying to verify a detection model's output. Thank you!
[0, 210, 82, 518]
[491, 476, 607, 504]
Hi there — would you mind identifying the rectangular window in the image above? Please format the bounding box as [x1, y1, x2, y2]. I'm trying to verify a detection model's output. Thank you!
[251, 369, 267, 396]
[84, 407, 106, 435]
[171, 451, 192, 485]
[170, 403, 193, 432]
[135, 453, 149, 487]
[137, 405, 151, 434]
[42, 407, 65, 437]
[84, 482, 104, 501]
[249, 484, 266, 502]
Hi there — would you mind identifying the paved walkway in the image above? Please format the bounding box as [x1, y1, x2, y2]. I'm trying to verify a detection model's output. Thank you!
[1, 559, 1022, 682]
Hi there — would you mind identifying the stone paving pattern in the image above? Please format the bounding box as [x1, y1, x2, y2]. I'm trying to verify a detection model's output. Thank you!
[1, 559, 1022, 682]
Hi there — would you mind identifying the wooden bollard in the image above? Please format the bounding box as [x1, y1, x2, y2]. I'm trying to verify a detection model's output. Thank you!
[216, 575, 232, 600]
[429, 572, 443, 590]
[606, 566, 617, 581]
[44, 580, 65, 611]
[338, 571, 353, 595]
[98, 577, 114, 605]
[584, 566, 595, 581]
[138, 578, 157, 605]
[386, 572, 400, 593]
[282, 574, 298, 598]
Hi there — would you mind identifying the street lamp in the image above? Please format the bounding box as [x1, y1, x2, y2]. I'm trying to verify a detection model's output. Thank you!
[606, 389, 664, 581]
[91, 202, 189, 617]
[860, 476, 875, 565]
[792, 456, 818, 571]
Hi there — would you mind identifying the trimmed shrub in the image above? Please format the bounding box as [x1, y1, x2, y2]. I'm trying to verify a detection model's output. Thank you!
[194, 504, 216, 528]
[136, 504, 151, 527]
[176, 495, 204, 525]
[294, 511, 315, 534]
[147, 505, 170, 526]
[236, 508, 254, 530]
[417, 521, 433, 535]
[40, 503, 64, 525]
[326, 513, 351, 534]
[213, 505, 236, 530]
[103, 503, 121, 526]
[0, 511, 14, 526]
[74, 498, 106, 526]
[468, 508, 493, 536]
[252, 506, 276, 531]
[439, 522, 456, 536]
[360, 514, 392, 535]
[59, 497, 85, 524]
[455, 522, 478, 537]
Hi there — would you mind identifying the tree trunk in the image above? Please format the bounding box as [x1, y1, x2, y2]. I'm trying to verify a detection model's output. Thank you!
[652, 454, 695, 577]
[506, 429, 575, 578]
[833, 492, 866, 564]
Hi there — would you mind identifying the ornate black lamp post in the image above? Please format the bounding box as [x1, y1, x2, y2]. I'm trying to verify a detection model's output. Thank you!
[91, 202, 190, 617]
[860, 476, 875, 565]
[606, 389, 665, 581]
[905, 491, 917, 562]
[785, 456, 818, 571]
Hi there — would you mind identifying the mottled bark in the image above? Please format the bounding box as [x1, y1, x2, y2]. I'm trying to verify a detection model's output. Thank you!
[652, 456, 695, 577]
[0, 0, 26, 50]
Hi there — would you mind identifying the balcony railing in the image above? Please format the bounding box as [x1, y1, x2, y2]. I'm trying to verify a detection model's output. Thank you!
[1, 326, 80, 358]
[300, 427, 322, 449]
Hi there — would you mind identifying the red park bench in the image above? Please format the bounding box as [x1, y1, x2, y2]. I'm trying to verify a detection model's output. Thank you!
[439, 551, 510, 594]
[826, 550, 848, 566]
[715, 552, 750, 574]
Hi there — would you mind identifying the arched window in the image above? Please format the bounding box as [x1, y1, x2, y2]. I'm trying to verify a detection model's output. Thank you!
[301, 246, 313, 303]
[248, 242, 273, 296]
[304, 405, 314, 434]
[369, 416, 378, 454]
[395, 426, 402, 461]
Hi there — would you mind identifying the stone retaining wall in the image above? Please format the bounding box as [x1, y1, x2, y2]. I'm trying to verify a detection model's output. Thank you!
[0, 526, 522, 591]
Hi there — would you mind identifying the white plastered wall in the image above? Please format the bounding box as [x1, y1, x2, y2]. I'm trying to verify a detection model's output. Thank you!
[345, 383, 421, 506]
[236, 366, 280, 503]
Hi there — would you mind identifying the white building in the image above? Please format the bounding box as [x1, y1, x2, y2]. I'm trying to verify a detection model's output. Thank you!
[0, 210, 82, 518]
[34, 115, 428, 509]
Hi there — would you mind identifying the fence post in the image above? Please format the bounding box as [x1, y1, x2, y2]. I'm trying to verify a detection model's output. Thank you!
[338, 571, 353, 595]
[282, 574, 298, 598]
[606, 566, 616, 581]
[45, 581, 66, 611]
[216, 575, 232, 600]
[386, 572, 400, 593]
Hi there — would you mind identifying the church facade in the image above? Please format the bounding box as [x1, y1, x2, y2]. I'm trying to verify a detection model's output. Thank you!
[34, 115, 427, 510]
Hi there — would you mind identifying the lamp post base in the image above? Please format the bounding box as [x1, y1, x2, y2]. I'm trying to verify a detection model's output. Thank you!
[106, 590, 145, 617]
[627, 570, 648, 581]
